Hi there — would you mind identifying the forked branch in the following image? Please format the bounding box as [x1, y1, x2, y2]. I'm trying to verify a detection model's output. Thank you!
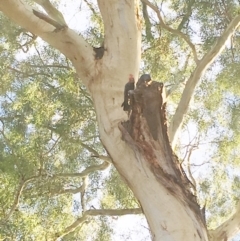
[169, 14, 240, 149]
[141, 0, 199, 63]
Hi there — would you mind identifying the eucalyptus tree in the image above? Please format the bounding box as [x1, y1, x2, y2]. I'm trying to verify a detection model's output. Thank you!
[0, 0, 240, 241]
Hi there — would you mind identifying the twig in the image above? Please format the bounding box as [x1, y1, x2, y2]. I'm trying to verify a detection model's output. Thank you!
[177, 0, 195, 31]
[80, 142, 112, 163]
[19, 33, 37, 52]
[33, 44, 45, 65]
[43, 136, 61, 156]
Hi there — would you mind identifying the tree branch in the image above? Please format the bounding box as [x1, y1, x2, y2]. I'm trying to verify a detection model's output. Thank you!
[142, 1, 153, 40]
[7, 66, 52, 78]
[80, 142, 101, 157]
[32, 9, 65, 30]
[2, 179, 25, 222]
[55, 161, 111, 178]
[1, 176, 36, 222]
[50, 177, 88, 196]
[28, 64, 71, 69]
[186, 145, 197, 195]
[33, 0, 67, 26]
[169, 14, 240, 149]
[43, 136, 61, 156]
[0, 0, 95, 85]
[177, 0, 195, 31]
[209, 201, 240, 241]
[56, 208, 142, 239]
[80, 142, 112, 163]
[141, 0, 199, 63]
[85, 208, 142, 216]
[55, 214, 88, 239]
[80, 177, 88, 212]
[19, 32, 37, 52]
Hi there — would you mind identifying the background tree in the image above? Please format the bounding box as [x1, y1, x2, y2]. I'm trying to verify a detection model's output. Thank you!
[0, 0, 240, 240]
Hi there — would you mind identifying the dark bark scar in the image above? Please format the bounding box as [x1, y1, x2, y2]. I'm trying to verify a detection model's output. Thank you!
[119, 81, 206, 227]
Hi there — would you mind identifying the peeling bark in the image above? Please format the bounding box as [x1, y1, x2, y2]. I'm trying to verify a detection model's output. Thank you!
[121, 82, 201, 216]
[120, 82, 208, 240]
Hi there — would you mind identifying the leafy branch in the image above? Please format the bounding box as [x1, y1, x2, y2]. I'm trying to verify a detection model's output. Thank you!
[1, 159, 110, 222]
[141, 0, 199, 63]
[169, 14, 240, 149]
[177, 0, 195, 31]
[1, 176, 36, 222]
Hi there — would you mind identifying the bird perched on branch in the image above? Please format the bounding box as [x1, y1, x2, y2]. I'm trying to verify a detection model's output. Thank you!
[121, 74, 135, 111]
[136, 74, 152, 88]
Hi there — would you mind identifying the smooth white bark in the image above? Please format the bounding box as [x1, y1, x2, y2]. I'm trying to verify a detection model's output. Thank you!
[0, 1, 207, 240]
[0, 1, 239, 241]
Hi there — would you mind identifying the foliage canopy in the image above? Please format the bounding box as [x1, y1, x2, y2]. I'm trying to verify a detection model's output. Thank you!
[1, 0, 240, 240]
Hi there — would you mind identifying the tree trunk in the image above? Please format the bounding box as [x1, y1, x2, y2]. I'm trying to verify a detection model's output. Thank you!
[0, 0, 213, 240]
[91, 75, 208, 240]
